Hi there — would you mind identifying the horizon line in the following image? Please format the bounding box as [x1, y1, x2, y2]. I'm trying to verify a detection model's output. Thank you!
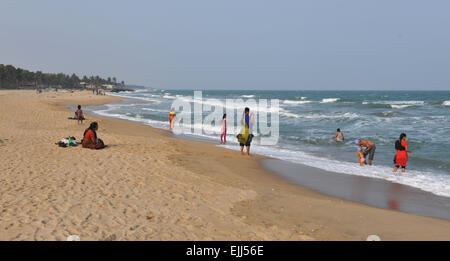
[128, 86, 450, 92]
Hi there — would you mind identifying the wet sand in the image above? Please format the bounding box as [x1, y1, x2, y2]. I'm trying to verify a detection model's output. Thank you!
[0, 90, 449, 240]
[262, 159, 450, 220]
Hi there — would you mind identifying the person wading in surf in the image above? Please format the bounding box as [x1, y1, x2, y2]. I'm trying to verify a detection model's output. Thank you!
[332, 128, 344, 142]
[393, 133, 414, 173]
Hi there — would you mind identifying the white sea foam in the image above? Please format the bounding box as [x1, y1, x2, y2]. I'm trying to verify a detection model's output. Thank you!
[443, 101, 450, 106]
[279, 108, 302, 118]
[391, 105, 412, 109]
[280, 111, 359, 119]
[141, 94, 161, 98]
[175, 96, 281, 115]
[282, 100, 311, 105]
[321, 98, 340, 103]
[93, 108, 169, 127]
[142, 108, 169, 113]
[163, 94, 177, 99]
[364, 101, 424, 105]
[241, 95, 255, 98]
[106, 92, 162, 104]
[134, 89, 149, 93]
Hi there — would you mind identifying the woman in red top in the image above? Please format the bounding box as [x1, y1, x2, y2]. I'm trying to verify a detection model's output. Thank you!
[82, 122, 105, 149]
[393, 133, 414, 173]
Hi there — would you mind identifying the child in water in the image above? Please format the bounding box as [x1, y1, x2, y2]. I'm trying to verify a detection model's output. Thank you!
[357, 146, 366, 166]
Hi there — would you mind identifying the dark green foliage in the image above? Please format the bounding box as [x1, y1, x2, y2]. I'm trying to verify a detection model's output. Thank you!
[0, 64, 123, 89]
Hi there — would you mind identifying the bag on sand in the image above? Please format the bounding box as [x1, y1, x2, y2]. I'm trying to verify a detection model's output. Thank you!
[55, 136, 78, 147]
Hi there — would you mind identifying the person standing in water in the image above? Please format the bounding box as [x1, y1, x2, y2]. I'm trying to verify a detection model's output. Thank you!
[168, 108, 176, 131]
[220, 113, 227, 144]
[355, 139, 376, 165]
[332, 128, 344, 142]
[393, 133, 414, 173]
[237, 107, 253, 156]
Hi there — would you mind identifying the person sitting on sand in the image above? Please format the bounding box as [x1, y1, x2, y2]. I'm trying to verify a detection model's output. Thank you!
[332, 128, 344, 142]
[355, 139, 376, 165]
[75, 105, 85, 124]
[168, 108, 176, 131]
[220, 113, 227, 144]
[356, 146, 366, 166]
[81, 122, 105, 149]
[237, 107, 254, 156]
[393, 133, 414, 173]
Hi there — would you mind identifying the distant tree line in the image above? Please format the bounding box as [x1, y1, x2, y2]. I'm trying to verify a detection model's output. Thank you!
[0, 64, 125, 89]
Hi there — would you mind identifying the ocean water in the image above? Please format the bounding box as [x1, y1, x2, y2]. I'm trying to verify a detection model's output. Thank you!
[92, 89, 450, 197]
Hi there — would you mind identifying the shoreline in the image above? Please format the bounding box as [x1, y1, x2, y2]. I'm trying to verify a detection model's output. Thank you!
[84, 95, 450, 220]
[86, 91, 450, 200]
[1, 90, 449, 240]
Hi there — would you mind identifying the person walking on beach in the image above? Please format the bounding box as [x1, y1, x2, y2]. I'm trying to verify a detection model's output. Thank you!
[168, 108, 176, 131]
[220, 113, 227, 144]
[393, 133, 414, 173]
[237, 107, 254, 156]
[355, 139, 376, 165]
[81, 122, 105, 149]
[332, 128, 344, 142]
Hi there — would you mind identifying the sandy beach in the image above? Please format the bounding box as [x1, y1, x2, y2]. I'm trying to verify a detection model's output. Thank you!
[0, 90, 449, 241]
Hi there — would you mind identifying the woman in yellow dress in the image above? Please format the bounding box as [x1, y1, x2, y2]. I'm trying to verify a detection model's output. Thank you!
[237, 107, 254, 155]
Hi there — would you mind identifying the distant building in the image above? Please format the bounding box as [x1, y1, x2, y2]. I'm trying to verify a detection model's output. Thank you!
[80, 82, 118, 90]
[102, 84, 115, 90]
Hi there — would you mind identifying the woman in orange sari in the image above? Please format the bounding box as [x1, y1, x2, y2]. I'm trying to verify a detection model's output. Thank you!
[393, 133, 414, 173]
[82, 122, 105, 149]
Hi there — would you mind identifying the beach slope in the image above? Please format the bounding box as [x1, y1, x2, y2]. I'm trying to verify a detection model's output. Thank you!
[0, 90, 449, 240]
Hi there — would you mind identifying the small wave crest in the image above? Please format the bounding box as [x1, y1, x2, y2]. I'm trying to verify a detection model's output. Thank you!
[372, 111, 403, 117]
[363, 100, 424, 105]
[282, 100, 311, 105]
[106, 92, 162, 104]
[280, 110, 359, 119]
[390, 105, 412, 109]
[142, 108, 169, 113]
[321, 98, 340, 103]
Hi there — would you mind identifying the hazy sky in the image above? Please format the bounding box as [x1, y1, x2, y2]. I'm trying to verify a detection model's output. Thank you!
[1, 0, 449, 90]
